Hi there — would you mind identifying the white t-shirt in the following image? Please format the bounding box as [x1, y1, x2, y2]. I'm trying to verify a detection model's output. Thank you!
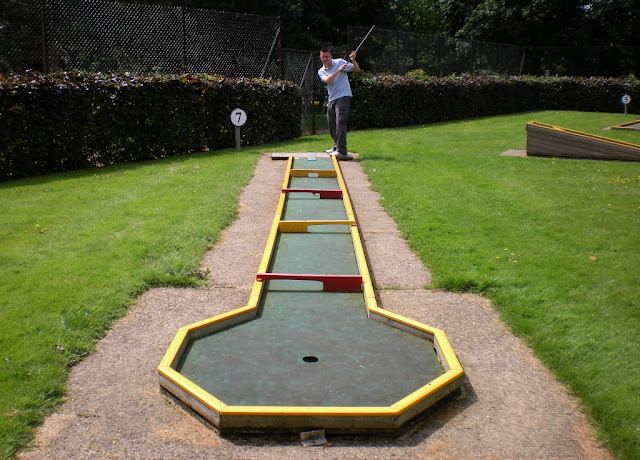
[318, 58, 354, 102]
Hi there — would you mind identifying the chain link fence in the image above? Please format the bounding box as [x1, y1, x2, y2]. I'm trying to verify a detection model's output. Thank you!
[522, 45, 640, 78]
[2, 2, 638, 137]
[346, 26, 525, 77]
[1, 0, 280, 76]
[346, 25, 639, 78]
[272, 49, 327, 134]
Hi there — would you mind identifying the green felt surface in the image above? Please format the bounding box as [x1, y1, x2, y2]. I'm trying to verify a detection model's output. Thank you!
[292, 157, 335, 170]
[176, 158, 444, 408]
[177, 291, 443, 407]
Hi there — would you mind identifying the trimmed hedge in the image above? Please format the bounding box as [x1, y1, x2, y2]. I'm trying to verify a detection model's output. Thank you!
[0, 72, 301, 180]
[350, 74, 639, 130]
[2, 71, 638, 180]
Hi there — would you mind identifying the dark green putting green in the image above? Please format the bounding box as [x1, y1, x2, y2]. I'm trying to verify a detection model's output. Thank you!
[291, 157, 335, 170]
[177, 291, 443, 407]
[174, 154, 445, 408]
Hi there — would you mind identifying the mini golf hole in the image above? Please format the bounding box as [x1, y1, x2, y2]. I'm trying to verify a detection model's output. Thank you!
[302, 356, 319, 363]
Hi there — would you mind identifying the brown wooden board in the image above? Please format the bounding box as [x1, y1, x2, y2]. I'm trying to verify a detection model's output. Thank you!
[611, 119, 640, 131]
[526, 122, 640, 161]
[527, 133, 640, 160]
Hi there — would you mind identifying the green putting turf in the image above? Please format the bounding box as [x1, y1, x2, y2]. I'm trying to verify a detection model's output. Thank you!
[177, 290, 443, 407]
[174, 154, 444, 409]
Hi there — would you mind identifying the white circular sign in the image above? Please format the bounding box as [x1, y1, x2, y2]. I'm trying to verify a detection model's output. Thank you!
[230, 108, 247, 126]
[621, 94, 631, 104]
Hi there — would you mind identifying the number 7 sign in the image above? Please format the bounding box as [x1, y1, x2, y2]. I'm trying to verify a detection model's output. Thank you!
[231, 108, 247, 126]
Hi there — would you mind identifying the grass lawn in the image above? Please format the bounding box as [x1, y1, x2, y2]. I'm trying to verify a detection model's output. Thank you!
[0, 148, 263, 458]
[0, 110, 638, 459]
[274, 110, 639, 458]
[350, 111, 640, 459]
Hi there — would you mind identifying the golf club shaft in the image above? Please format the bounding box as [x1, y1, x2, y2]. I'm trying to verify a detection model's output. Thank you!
[354, 25, 375, 53]
[345, 25, 375, 60]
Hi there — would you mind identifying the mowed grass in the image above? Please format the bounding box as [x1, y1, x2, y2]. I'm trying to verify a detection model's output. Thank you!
[0, 111, 638, 458]
[0, 149, 260, 458]
[348, 111, 639, 459]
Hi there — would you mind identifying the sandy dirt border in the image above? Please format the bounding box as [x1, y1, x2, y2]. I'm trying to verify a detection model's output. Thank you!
[19, 153, 610, 459]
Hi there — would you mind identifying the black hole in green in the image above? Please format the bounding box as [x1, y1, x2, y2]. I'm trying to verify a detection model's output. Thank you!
[303, 356, 319, 363]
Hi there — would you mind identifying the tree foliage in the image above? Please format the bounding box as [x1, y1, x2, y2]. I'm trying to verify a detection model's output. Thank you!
[114, 0, 638, 50]
[447, 0, 639, 47]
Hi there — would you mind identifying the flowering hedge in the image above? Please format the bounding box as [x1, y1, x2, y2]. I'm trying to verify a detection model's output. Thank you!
[0, 72, 301, 180]
[350, 74, 639, 130]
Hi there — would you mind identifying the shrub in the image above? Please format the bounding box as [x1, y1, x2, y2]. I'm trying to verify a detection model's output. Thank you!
[0, 72, 301, 180]
[349, 73, 639, 130]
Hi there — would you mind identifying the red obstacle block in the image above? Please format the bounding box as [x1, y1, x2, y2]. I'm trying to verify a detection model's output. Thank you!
[282, 188, 343, 199]
[256, 273, 362, 292]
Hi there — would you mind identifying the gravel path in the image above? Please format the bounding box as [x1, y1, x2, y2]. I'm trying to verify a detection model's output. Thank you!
[19, 153, 610, 459]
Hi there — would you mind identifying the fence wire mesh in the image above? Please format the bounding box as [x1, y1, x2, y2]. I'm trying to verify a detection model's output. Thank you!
[346, 25, 639, 78]
[1, 0, 280, 76]
[270, 49, 325, 134]
[2, 1, 638, 137]
[346, 26, 525, 76]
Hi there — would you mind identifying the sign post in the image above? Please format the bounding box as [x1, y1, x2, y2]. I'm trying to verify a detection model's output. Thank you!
[230, 108, 247, 151]
[621, 94, 631, 116]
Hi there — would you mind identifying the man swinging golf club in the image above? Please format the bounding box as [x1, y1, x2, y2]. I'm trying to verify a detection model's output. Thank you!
[318, 48, 360, 160]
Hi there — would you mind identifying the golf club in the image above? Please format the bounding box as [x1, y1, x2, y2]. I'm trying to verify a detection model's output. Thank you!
[346, 25, 375, 60]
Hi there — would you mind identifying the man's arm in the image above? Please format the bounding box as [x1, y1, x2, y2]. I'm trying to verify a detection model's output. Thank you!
[349, 51, 360, 72]
[321, 62, 348, 85]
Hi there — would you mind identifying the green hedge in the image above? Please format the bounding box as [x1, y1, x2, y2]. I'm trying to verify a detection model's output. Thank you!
[350, 74, 639, 130]
[2, 71, 637, 180]
[0, 72, 301, 180]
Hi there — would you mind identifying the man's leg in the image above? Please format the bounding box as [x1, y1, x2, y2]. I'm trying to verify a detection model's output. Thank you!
[334, 97, 351, 154]
[327, 99, 337, 150]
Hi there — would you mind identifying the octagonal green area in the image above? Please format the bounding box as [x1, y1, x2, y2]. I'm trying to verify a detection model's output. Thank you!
[177, 290, 444, 407]
[159, 153, 463, 432]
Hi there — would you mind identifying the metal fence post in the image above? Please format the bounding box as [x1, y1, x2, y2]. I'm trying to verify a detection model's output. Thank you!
[40, 0, 49, 73]
[181, 7, 187, 73]
[278, 17, 284, 80]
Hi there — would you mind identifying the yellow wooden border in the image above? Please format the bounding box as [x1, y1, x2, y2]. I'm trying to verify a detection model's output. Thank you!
[158, 366, 227, 412]
[289, 169, 337, 177]
[278, 220, 356, 233]
[158, 152, 464, 427]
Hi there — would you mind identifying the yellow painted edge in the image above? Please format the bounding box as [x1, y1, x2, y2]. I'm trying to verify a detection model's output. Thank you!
[279, 220, 356, 233]
[221, 405, 393, 417]
[255, 158, 290, 276]
[247, 280, 264, 307]
[158, 366, 227, 412]
[433, 328, 463, 372]
[159, 326, 189, 369]
[159, 302, 260, 370]
[290, 169, 337, 177]
[336, 156, 377, 310]
[528, 121, 640, 150]
[159, 150, 464, 423]
[281, 154, 293, 189]
[369, 307, 439, 335]
[350, 226, 377, 309]
[333, 155, 356, 221]
[221, 367, 463, 418]
[189, 305, 256, 331]
[390, 368, 464, 412]
[247, 155, 293, 307]
[369, 307, 463, 373]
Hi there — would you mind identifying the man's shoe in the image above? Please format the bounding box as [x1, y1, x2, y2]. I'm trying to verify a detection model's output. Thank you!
[336, 153, 354, 161]
[325, 147, 336, 154]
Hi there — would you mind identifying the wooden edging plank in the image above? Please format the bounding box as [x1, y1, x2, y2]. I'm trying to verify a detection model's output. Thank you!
[526, 121, 640, 161]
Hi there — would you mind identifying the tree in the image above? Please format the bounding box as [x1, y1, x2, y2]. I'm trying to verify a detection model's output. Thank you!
[442, 0, 639, 48]
[392, 0, 446, 34]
